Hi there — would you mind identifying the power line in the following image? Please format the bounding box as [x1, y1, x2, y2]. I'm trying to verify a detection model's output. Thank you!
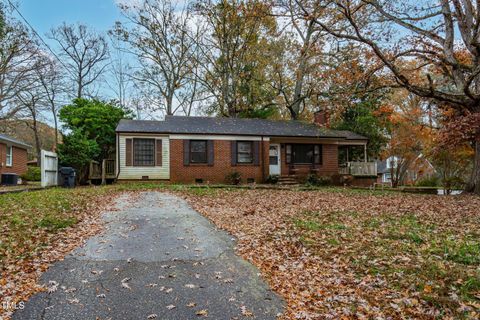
[6, 0, 77, 79]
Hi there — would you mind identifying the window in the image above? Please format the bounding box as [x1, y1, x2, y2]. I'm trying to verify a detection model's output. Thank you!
[338, 146, 348, 166]
[237, 141, 253, 163]
[190, 140, 207, 163]
[384, 172, 392, 183]
[314, 145, 321, 164]
[338, 145, 364, 165]
[286, 144, 322, 164]
[133, 139, 155, 166]
[293, 144, 314, 163]
[286, 144, 292, 163]
[6, 146, 12, 167]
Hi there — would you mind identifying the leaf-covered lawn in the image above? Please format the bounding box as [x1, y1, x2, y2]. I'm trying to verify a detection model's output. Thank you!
[181, 188, 480, 319]
[0, 186, 119, 318]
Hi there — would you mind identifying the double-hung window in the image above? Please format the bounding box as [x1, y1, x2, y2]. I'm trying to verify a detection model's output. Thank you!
[133, 139, 155, 166]
[237, 141, 253, 164]
[6, 146, 12, 167]
[190, 140, 207, 163]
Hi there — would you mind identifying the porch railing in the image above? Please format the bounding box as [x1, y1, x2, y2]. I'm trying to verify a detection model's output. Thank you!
[88, 159, 116, 183]
[339, 162, 377, 176]
[105, 159, 116, 177]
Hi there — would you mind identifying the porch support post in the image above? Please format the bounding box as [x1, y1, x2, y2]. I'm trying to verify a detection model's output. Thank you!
[101, 159, 106, 185]
[364, 144, 367, 162]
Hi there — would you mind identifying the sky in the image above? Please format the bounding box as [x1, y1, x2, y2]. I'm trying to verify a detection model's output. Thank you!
[8, 0, 133, 122]
[17, 0, 122, 37]
[10, 0, 186, 121]
[13, 0, 133, 105]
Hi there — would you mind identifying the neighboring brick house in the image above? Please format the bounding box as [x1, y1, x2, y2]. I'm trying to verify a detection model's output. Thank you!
[115, 113, 370, 184]
[0, 133, 30, 182]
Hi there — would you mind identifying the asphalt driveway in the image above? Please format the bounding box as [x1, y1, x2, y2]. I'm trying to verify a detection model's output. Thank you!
[13, 192, 283, 319]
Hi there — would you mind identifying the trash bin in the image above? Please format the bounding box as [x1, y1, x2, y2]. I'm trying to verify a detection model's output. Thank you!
[59, 167, 76, 188]
[1, 173, 18, 186]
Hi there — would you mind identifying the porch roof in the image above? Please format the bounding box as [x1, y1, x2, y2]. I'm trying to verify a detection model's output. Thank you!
[117, 116, 367, 141]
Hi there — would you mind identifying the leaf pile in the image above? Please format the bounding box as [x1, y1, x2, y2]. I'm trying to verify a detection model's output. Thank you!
[181, 188, 480, 319]
[0, 187, 119, 319]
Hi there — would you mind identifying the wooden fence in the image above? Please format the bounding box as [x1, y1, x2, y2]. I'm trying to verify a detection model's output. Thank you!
[40, 150, 58, 187]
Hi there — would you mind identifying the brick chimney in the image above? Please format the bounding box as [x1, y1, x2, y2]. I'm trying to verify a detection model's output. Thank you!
[313, 109, 330, 127]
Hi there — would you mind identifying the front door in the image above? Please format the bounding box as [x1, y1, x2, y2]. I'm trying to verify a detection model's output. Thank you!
[269, 144, 281, 175]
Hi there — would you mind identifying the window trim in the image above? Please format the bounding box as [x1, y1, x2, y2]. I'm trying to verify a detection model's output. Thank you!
[286, 143, 322, 165]
[133, 138, 156, 167]
[6, 145, 13, 167]
[236, 141, 254, 164]
[189, 140, 208, 164]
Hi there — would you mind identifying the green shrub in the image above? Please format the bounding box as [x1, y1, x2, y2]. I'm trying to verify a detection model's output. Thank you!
[20, 166, 41, 182]
[415, 175, 439, 187]
[225, 171, 242, 185]
[266, 174, 279, 184]
[306, 174, 331, 186]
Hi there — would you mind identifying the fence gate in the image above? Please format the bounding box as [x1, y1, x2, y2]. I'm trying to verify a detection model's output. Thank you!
[41, 150, 58, 187]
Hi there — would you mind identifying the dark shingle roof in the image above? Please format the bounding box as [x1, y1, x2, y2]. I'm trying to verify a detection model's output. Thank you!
[0, 133, 31, 149]
[116, 116, 367, 140]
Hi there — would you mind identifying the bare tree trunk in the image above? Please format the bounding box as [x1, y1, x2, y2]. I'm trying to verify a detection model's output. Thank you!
[77, 75, 83, 99]
[467, 133, 480, 194]
[290, 20, 315, 120]
[52, 107, 58, 149]
[166, 92, 173, 115]
[25, 104, 42, 166]
[32, 116, 41, 166]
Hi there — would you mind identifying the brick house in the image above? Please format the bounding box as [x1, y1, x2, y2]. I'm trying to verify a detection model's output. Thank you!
[115, 113, 373, 184]
[0, 133, 30, 182]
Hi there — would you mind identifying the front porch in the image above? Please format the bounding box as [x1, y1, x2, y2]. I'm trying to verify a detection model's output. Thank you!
[267, 139, 377, 186]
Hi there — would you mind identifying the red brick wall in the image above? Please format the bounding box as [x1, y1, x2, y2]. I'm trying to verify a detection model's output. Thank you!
[0, 143, 28, 177]
[169, 139, 269, 184]
[351, 177, 377, 187]
[280, 143, 339, 177]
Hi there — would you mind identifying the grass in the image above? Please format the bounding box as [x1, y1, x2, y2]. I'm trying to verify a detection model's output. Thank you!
[292, 208, 480, 312]
[0, 182, 42, 193]
[37, 216, 77, 230]
[0, 187, 107, 264]
[444, 238, 480, 265]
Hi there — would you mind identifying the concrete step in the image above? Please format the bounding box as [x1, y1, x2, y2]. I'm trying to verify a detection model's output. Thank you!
[277, 176, 301, 186]
[278, 175, 297, 179]
[278, 179, 298, 183]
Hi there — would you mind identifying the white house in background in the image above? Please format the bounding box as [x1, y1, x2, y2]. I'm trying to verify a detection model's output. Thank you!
[377, 155, 436, 186]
